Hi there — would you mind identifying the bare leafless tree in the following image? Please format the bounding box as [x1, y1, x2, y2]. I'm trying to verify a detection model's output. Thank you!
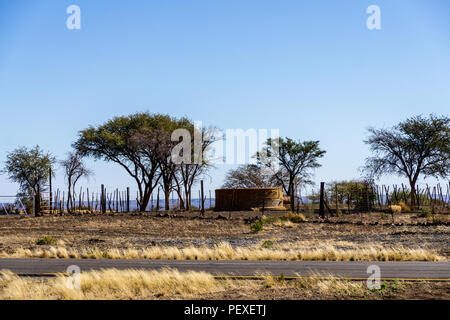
[60, 152, 92, 212]
[155, 129, 178, 210]
[173, 127, 219, 210]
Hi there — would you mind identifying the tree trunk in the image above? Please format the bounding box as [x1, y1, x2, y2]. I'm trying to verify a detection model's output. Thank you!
[409, 183, 417, 208]
[164, 190, 170, 210]
[140, 189, 151, 212]
[288, 175, 294, 199]
[187, 186, 193, 209]
[67, 186, 72, 213]
[176, 188, 185, 210]
[184, 188, 190, 211]
[291, 186, 295, 213]
[35, 185, 41, 216]
[409, 175, 418, 209]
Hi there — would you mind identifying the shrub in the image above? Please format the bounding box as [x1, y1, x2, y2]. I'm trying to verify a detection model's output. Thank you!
[371, 281, 388, 294]
[418, 207, 432, 218]
[250, 221, 263, 233]
[262, 240, 274, 248]
[36, 236, 57, 245]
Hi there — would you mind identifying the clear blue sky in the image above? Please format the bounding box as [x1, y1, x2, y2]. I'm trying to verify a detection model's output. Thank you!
[1, 0, 449, 197]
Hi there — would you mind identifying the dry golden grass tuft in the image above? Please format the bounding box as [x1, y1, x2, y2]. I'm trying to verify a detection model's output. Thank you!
[0, 269, 385, 300]
[0, 269, 446, 300]
[262, 212, 306, 225]
[389, 205, 402, 214]
[0, 268, 230, 300]
[0, 242, 443, 261]
[398, 201, 411, 213]
[272, 220, 296, 228]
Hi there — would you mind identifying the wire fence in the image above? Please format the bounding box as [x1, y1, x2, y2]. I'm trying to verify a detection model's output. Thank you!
[0, 195, 29, 215]
[1, 182, 448, 216]
[291, 182, 450, 216]
[0, 184, 215, 215]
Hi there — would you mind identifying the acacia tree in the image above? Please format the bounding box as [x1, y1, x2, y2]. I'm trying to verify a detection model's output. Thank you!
[130, 116, 192, 210]
[74, 113, 165, 211]
[60, 152, 92, 213]
[258, 137, 326, 197]
[364, 114, 449, 207]
[1, 146, 55, 215]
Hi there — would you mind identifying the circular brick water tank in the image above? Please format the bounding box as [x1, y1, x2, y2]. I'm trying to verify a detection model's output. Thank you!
[214, 187, 285, 211]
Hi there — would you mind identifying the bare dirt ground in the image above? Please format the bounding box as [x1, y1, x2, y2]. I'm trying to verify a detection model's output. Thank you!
[0, 211, 448, 258]
[193, 280, 450, 300]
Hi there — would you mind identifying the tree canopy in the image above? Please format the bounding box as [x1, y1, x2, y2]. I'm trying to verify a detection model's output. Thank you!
[257, 137, 326, 196]
[2, 145, 55, 194]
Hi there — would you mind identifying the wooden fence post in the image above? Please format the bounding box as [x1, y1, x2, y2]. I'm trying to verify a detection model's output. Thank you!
[79, 187, 82, 212]
[101, 184, 106, 214]
[335, 184, 338, 214]
[200, 180, 205, 215]
[262, 196, 265, 215]
[126, 187, 130, 212]
[49, 168, 53, 214]
[115, 188, 119, 212]
[319, 182, 325, 218]
[156, 187, 160, 211]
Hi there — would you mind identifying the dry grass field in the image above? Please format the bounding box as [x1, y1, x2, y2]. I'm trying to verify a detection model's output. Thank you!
[0, 211, 448, 261]
[0, 268, 448, 300]
[0, 212, 449, 300]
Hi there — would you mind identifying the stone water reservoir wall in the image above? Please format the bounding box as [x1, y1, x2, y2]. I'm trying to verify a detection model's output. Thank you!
[215, 187, 285, 211]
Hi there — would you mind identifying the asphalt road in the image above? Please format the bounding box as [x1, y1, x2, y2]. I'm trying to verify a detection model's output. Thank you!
[0, 259, 449, 280]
